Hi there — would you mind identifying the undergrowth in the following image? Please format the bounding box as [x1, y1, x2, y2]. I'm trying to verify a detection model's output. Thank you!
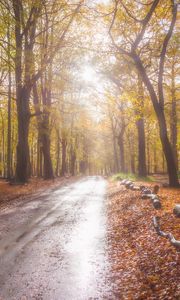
[112, 172, 154, 182]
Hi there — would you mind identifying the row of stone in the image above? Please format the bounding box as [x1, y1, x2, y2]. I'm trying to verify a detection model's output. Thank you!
[120, 179, 180, 249]
[120, 179, 180, 217]
[120, 179, 161, 209]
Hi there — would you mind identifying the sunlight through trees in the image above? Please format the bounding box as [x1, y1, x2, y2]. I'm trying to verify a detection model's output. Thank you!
[0, 0, 179, 186]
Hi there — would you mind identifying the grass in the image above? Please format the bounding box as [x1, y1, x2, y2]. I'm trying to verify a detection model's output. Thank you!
[112, 172, 154, 182]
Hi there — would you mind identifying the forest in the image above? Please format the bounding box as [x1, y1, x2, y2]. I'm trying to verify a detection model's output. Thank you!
[0, 0, 179, 186]
[0, 1, 180, 299]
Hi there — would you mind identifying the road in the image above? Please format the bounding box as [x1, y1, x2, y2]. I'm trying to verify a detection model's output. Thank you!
[0, 176, 111, 300]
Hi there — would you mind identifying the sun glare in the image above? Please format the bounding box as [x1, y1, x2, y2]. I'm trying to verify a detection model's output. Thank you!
[81, 66, 96, 83]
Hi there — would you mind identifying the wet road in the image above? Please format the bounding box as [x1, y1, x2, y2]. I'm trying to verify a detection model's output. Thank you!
[0, 176, 111, 300]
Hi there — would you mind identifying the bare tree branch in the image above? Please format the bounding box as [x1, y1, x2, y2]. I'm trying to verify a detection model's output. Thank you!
[121, 1, 142, 23]
[32, 1, 83, 85]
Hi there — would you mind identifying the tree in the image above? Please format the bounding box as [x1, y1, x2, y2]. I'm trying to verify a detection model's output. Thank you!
[136, 76, 147, 177]
[109, 0, 179, 186]
[12, 0, 42, 182]
[165, 35, 179, 169]
[11, 0, 82, 182]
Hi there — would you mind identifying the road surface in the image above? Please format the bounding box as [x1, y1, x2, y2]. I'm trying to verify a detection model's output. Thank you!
[0, 176, 111, 300]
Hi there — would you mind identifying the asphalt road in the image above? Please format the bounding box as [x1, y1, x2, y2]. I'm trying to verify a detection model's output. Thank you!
[0, 176, 111, 300]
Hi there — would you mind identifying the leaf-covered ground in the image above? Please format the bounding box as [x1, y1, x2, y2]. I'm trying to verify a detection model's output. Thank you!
[106, 181, 180, 300]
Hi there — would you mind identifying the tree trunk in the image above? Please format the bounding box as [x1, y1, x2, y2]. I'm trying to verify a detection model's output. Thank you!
[15, 88, 31, 182]
[118, 131, 125, 173]
[56, 130, 60, 176]
[154, 146, 158, 173]
[127, 130, 135, 174]
[0, 110, 5, 177]
[13, 0, 40, 183]
[37, 136, 43, 177]
[162, 154, 165, 174]
[33, 82, 54, 179]
[13, 0, 31, 183]
[7, 22, 12, 179]
[146, 131, 150, 174]
[61, 139, 67, 176]
[136, 117, 147, 176]
[131, 154, 135, 174]
[70, 148, 76, 176]
[136, 76, 147, 177]
[158, 110, 179, 186]
[109, 114, 119, 173]
[113, 133, 119, 173]
[41, 115, 54, 179]
[170, 62, 178, 169]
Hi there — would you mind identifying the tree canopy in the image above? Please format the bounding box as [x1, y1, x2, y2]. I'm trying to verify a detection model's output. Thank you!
[0, 0, 179, 186]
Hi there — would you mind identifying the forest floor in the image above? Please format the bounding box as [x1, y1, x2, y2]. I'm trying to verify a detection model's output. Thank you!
[107, 180, 180, 300]
[0, 177, 78, 211]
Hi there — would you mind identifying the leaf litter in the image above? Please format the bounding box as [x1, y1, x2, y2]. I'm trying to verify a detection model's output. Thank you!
[106, 181, 180, 300]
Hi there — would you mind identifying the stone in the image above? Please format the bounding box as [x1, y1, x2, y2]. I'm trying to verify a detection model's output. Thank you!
[173, 204, 180, 217]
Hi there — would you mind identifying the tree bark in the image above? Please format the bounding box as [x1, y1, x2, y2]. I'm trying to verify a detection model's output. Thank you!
[15, 88, 31, 182]
[113, 133, 119, 173]
[55, 129, 60, 176]
[127, 130, 135, 174]
[136, 76, 147, 177]
[136, 117, 147, 176]
[37, 135, 43, 177]
[118, 129, 125, 173]
[158, 110, 178, 186]
[61, 139, 67, 176]
[109, 112, 119, 172]
[38, 25, 54, 179]
[170, 61, 178, 169]
[33, 79, 54, 180]
[147, 141, 150, 174]
[70, 148, 76, 176]
[7, 21, 12, 179]
[153, 146, 158, 173]
[41, 115, 54, 179]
